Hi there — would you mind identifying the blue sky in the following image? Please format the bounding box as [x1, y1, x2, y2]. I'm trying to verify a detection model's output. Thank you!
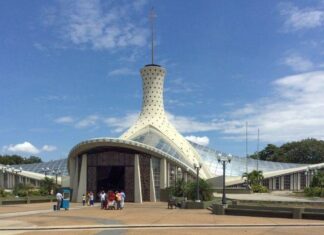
[1, 0, 324, 161]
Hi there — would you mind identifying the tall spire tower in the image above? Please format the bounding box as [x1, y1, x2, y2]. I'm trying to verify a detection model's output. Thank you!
[121, 9, 210, 179]
[149, 7, 156, 65]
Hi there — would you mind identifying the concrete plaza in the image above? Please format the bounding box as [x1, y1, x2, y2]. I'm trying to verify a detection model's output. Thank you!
[0, 201, 324, 235]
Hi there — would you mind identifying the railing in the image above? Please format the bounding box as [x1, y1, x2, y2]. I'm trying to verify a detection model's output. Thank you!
[0, 196, 56, 205]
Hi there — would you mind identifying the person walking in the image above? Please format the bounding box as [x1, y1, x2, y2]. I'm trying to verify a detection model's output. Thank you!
[56, 191, 63, 211]
[82, 194, 86, 206]
[106, 190, 115, 209]
[89, 191, 94, 206]
[115, 191, 121, 210]
[99, 190, 106, 209]
[120, 190, 126, 209]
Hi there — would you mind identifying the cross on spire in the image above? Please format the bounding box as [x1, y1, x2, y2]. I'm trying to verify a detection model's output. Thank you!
[149, 8, 157, 64]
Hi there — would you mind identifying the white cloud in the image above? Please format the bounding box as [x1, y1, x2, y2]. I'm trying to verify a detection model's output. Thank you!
[2, 142, 57, 155]
[165, 78, 199, 94]
[282, 54, 314, 72]
[41, 145, 57, 152]
[3, 142, 40, 154]
[33, 42, 48, 51]
[133, 0, 148, 11]
[108, 68, 137, 76]
[166, 112, 222, 133]
[221, 71, 324, 142]
[55, 116, 74, 124]
[279, 3, 324, 31]
[185, 135, 210, 146]
[75, 115, 99, 128]
[103, 113, 139, 132]
[43, 0, 149, 50]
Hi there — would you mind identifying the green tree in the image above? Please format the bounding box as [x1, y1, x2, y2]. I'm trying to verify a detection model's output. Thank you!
[0, 154, 43, 165]
[0, 155, 24, 165]
[310, 172, 324, 189]
[249, 139, 324, 164]
[242, 170, 268, 193]
[243, 170, 264, 185]
[39, 177, 55, 195]
[186, 179, 213, 201]
[173, 178, 187, 197]
[24, 156, 42, 164]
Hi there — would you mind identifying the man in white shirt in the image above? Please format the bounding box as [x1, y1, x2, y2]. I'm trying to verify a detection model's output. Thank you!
[56, 192, 63, 210]
[100, 191, 106, 209]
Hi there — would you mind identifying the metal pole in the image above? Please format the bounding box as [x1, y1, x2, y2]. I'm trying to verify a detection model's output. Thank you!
[222, 161, 226, 205]
[257, 128, 259, 171]
[246, 121, 248, 173]
[196, 167, 200, 202]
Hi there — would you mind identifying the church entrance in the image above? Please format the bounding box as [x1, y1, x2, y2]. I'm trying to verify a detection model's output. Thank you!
[97, 166, 125, 192]
[86, 147, 150, 202]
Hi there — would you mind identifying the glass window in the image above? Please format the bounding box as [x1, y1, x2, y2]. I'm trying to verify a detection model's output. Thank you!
[284, 175, 290, 190]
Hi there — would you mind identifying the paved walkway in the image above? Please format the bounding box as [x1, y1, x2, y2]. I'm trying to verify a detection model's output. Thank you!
[0, 202, 324, 234]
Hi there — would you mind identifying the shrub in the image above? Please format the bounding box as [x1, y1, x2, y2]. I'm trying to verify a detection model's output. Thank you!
[167, 179, 213, 201]
[39, 187, 49, 196]
[186, 179, 213, 201]
[304, 187, 323, 197]
[13, 183, 36, 197]
[0, 187, 6, 197]
[310, 172, 324, 188]
[29, 190, 41, 196]
[251, 184, 268, 193]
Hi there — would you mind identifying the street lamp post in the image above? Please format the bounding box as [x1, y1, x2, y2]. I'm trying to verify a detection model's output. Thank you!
[11, 167, 22, 190]
[52, 168, 62, 185]
[305, 167, 315, 188]
[42, 167, 50, 177]
[193, 163, 202, 202]
[12, 167, 22, 174]
[177, 167, 184, 197]
[217, 153, 232, 205]
[170, 169, 175, 187]
[1, 165, 12, 188]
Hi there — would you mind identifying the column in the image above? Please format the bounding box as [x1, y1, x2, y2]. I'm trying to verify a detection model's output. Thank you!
[160, 158, 167, 189]
[272, 178, 276, 190]
[183, 172, 188, 183]
[77, 154, 87, 203]
[167, 162, 170, 187]
[134, 154, 142, 203]
[70, 157, 79, 202]
[10, 174, 13, 189]
[280, 176, 284, 190]
[0, 171, 4, 188]
[297, 173, 301, 191]
[150, 158, 156, 202]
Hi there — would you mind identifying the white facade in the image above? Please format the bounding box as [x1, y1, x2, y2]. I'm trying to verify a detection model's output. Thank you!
[121, 65, 210, 179]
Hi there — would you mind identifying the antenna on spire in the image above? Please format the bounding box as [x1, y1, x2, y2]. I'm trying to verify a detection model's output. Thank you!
[149, 7, 157, 65]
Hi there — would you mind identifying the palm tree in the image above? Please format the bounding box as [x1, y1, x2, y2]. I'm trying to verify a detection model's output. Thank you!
[40, 177, 55, 195]
[242, 170, 264, 186]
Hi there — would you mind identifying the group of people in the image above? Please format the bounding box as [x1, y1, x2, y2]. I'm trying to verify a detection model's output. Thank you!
[82, 190, 126, 210]
[82, 192, 95, 206]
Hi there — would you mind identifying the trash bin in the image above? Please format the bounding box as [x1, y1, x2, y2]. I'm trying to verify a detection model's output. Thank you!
[53, 205, 57, 211]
